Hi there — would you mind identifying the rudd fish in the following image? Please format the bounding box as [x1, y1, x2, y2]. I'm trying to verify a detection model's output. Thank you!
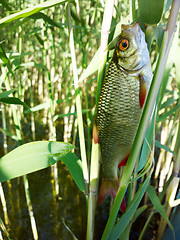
[93, 22, 152, 212]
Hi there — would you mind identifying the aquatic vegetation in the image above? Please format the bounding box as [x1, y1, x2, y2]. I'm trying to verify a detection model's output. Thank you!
[0, 0, 179, 239]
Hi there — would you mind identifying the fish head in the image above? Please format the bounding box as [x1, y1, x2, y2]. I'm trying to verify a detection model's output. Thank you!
[113, 22, 150, 73]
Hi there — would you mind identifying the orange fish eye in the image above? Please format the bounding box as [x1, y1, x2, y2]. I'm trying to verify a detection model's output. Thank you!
[119, 39, 129, 51]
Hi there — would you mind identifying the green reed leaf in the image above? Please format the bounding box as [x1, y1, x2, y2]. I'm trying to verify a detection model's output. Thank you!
[155, 140, 175, 155]
[147, 185, 174, 231]
[108, 176, 150, 240]
[0, 141, 74, 182]
[158, 103, 180, 122]
[60, 152, 85, 192]
[0, 97, 30, 109]
[160, 96, 178, 110]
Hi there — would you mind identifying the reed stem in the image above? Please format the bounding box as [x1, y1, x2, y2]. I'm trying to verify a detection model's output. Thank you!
[87, 0, 115, 239]
[66, 3, 89, 190]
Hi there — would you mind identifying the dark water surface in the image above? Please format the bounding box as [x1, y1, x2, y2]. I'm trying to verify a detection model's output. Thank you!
[0, 162, 87, 240]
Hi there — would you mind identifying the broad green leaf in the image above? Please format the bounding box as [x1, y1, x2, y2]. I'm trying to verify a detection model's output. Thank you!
[108, 176, 150, 240]
[138, 0, 164, 25]
[0, 0, 73, 28]
[0, 141, 74, 182]
[60, 152, 85, 192]
[147, 185, 174, 231]
[0, 90, 16, 99]
[155, 140, 175, 155]
[0, 97, 30, 109]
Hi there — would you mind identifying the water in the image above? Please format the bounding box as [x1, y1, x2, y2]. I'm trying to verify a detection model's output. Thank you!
[0, 162, 87, 239]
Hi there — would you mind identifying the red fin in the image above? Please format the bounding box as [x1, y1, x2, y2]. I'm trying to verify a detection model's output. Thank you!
[139, 74, 147, 108]
[120, 197, 126, 213]
[98, 179, 126, 213]
[118, 153, 130, 168]
[93, 124, 99, 144]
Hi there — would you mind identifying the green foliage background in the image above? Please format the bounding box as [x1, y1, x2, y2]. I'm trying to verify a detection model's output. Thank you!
[0, 0, 179, 240]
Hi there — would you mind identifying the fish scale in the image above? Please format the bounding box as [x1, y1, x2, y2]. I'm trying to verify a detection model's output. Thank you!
[96, 60, 141, 179]
[94, 23, 153, 211]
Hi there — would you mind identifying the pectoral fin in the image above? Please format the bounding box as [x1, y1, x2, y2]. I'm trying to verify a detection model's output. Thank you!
[139, 74, 147, 108]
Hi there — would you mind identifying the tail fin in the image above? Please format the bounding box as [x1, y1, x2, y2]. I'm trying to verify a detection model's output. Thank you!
[98, 179, 126, 213]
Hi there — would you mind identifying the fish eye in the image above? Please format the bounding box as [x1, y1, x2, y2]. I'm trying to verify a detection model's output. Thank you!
[119, 39, 129, 51]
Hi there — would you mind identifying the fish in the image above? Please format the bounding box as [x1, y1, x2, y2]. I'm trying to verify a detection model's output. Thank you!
[94, 22, 153, 212]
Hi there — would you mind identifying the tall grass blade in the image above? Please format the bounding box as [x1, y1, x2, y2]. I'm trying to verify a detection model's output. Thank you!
[108, 175, 151, 240]
[147, 185, 174, 231]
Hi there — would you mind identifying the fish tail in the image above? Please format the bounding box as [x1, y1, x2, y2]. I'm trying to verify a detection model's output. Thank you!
[98, 179, 126, 213]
